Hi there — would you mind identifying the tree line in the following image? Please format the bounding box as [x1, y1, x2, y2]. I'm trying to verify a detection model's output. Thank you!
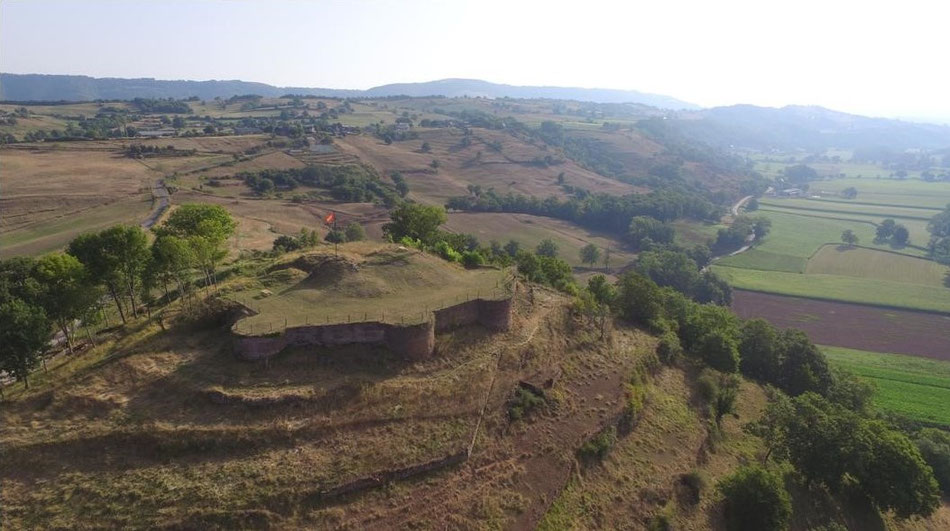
[240, 164, 399, 204]
[0, 204, 235, 389]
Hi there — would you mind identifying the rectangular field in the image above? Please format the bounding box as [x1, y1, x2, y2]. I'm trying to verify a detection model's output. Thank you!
[805, 245, 948, 286]
[731, 290, 950, 360]
[822, 346, 950, 427]
[808, 177, 950, 209]
[715, 266, 950, 313]
[759, 197, 940, 220]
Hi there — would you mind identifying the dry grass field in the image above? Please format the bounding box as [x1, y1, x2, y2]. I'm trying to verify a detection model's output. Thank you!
[0, 146, 157, 257]
[445, 212, 636, 269]
[0, 276, 661, 529]
[336, 128, 639, 205]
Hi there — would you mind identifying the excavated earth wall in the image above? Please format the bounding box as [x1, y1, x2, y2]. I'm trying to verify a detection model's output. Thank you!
[232, 297, 512, 361]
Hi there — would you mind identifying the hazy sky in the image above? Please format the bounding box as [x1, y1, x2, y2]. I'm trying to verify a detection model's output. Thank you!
[1, 0, 947, 119]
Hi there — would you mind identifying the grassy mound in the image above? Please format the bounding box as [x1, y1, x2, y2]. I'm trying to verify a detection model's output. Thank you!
[225, 243, 510, 334]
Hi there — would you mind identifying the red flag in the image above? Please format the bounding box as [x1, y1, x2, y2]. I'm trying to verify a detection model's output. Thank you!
[324, 212, 335, 225]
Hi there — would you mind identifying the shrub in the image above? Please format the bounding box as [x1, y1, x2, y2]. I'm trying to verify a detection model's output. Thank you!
[717, 465, 791, 531]
[679, 470, 706, 505]
[434, 241, 462, 262]
[461, 250, 485, 268]
[656, 331, 683, 365]
[344, 222, 365, 242]
[578, 426, 617, 462]
[508, 387, 546, 421]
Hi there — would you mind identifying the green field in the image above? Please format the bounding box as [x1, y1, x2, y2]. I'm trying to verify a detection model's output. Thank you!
[756, 205, 933, 251]
[760, 197, 940, 221]
[716, 210, 882, 272]
[808, 177, 950, 209]
[822, 346, 950, 427]
[713, 265, 950, 313]
[806, 245, 948, 286]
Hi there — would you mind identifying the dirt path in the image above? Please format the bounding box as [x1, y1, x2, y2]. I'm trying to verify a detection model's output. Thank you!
[140, 179, 169, 229]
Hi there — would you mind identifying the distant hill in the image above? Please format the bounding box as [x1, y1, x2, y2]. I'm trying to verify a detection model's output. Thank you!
[0, 73, 698, 109]
[665, 104, 950, 151]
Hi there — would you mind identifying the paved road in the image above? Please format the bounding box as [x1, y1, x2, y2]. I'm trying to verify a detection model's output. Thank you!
[141, 179, 170, 229]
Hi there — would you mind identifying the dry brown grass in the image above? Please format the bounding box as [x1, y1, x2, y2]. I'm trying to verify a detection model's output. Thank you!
[336, 128, 639, 205]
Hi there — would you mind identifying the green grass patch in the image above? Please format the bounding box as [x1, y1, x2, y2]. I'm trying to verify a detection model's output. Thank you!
[821, 346, 950, 427]
[805, 245, 949, 286]
[716, 249, 807, 273]
[760, 198, 938, 221]
[712, 265, 950, 313]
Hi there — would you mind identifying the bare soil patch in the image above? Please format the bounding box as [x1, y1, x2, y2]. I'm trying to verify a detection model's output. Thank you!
[732, 290, 950, 361]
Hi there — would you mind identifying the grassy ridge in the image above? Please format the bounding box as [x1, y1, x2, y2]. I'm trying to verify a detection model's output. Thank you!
[712, 265, 950, 313]
[821, 346, 950, 427]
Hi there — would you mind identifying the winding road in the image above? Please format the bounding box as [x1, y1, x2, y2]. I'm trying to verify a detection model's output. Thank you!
[702, 195, 757, 272]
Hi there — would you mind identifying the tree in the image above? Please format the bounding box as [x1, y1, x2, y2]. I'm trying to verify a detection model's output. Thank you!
[784, 164, 819, 184]
[344, 221, 366, 242]
[0, 298, 50, 388]
[758, 392, 939, 518]
[580, 243, 600, 266]
[33, 253, 98, 353]
[628, 216, 674, 250]
[614, 271, 663, 327]
[841, 187, 858, 199]
[634, 250, 699, 295]
[158, 204, 235, 288]
[150, 235, 195, 300]
[536, 239, 559, 258]
[503, 240, 521, 257]
[854, 421, 940, 518]
[841, 229, 858, 247]
[587, 275, 616, 306]
[738, 318, 781, 382]
[717, 465, 791, 531]
[892, 224, 910, 246]
[697, 331, 740, 373]
[877, 218, 898, 241]
[68, 232, 127, 323]
[383, 203, 447, 244]
[915, 428, 950, 494]
[420, 142, 431, 153]
[779, 329, 832, 396]
[102, 225, 150, 317]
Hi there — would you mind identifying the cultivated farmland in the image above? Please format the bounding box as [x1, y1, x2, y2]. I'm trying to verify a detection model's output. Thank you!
[822, 346, 950, 427]
[730, 290, 950, 360]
